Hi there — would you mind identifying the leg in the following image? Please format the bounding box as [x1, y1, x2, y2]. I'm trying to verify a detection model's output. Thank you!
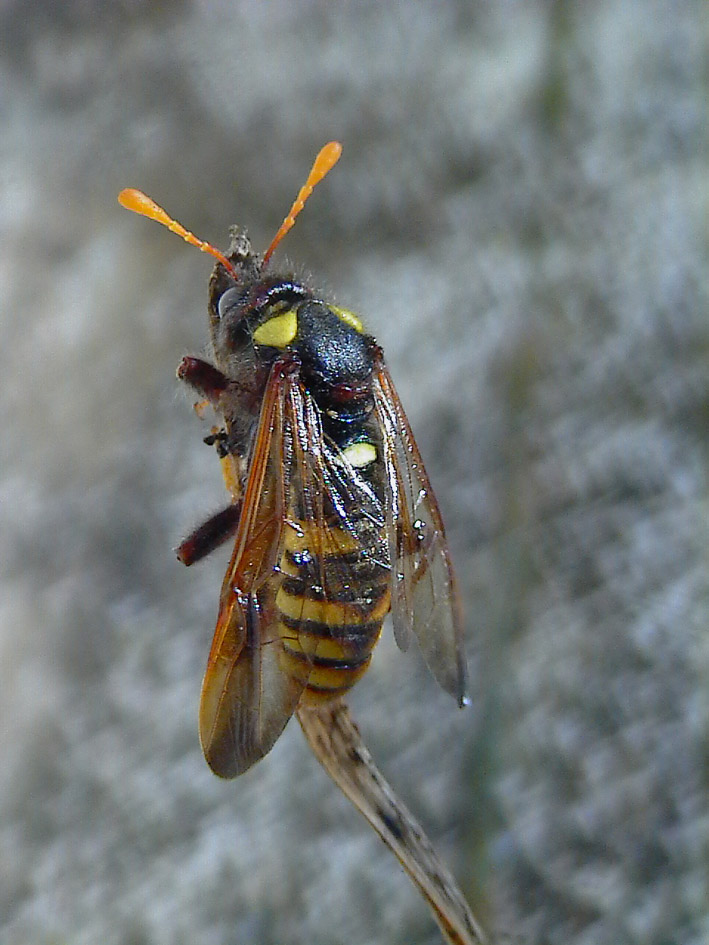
[177, 356, 229, 402]
[176, 501, 242, 566]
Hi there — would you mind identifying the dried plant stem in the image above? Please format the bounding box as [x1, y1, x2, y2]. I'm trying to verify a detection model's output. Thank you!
[297, 700, 489, 945]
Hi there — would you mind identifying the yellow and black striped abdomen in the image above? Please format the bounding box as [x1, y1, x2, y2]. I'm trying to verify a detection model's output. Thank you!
[276, 518, 391, 703]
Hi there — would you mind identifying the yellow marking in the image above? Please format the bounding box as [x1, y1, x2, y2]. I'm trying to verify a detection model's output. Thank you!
[301, 686, 351, 704]
[284, 520, 363, 556]
[331, 306, 364, 333]
[279, 653, 312, 686]
[276, 587, 389, 626]
[278, 632, 377, 692]
[279, 650, 371, 692]
[281, 631, 350, 661]
[341, 440, 377, 468]
[253, 309, 298, 348]
[279, 556, 300, 577]
[307, 662, 370, 691]
[219, 452, 242, 502]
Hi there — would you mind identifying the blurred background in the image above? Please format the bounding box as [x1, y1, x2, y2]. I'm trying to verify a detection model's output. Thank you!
[0, 2, 706, 943]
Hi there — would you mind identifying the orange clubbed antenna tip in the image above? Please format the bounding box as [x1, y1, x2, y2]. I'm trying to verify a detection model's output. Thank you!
[262, 141, 342, 267]
[118, 141, 342, 275]
[117, 188, 238, 278]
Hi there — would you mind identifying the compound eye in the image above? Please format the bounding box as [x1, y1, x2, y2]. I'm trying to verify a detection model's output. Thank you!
[217, 287, 242, 319]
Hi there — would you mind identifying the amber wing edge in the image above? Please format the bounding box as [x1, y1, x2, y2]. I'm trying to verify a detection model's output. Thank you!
[198, 361, 305, 777]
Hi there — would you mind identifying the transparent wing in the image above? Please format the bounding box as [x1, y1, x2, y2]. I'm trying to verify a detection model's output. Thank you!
[286, 380, 388, 576]
[199, 361, 303, 778]
[371, 352, 467, 705]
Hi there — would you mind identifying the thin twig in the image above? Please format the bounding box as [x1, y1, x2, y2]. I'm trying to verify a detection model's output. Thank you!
[297, 700, 489, 945]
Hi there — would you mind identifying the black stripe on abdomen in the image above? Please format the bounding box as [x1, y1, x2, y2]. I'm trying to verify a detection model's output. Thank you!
[276, 519, 390, 701]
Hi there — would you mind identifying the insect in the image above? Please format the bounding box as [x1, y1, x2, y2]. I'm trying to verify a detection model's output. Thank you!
[118, 142, 467, 778]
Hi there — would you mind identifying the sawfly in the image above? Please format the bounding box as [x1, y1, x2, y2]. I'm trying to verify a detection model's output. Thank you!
[119, 142, 467, 778]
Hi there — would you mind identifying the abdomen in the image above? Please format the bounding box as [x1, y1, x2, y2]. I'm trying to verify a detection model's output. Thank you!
[276, 516, 391, 703]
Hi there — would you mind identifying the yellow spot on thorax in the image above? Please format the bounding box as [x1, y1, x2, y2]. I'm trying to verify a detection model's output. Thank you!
[341, 440, 377, 468]
[253, 308, 298, 347]
[331, 306, 364, 333]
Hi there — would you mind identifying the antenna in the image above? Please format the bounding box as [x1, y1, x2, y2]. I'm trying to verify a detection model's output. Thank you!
[262, 141, 342, 267]
[118, 141, 343, 276]
[117, 188, 238, 278]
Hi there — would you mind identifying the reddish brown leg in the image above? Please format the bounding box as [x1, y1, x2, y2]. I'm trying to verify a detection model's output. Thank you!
[177, 356, 229, 402]
[176, 501, 242, 566]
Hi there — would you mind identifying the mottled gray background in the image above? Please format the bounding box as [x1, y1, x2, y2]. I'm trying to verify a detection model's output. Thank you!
[0, 2, 705, 944]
